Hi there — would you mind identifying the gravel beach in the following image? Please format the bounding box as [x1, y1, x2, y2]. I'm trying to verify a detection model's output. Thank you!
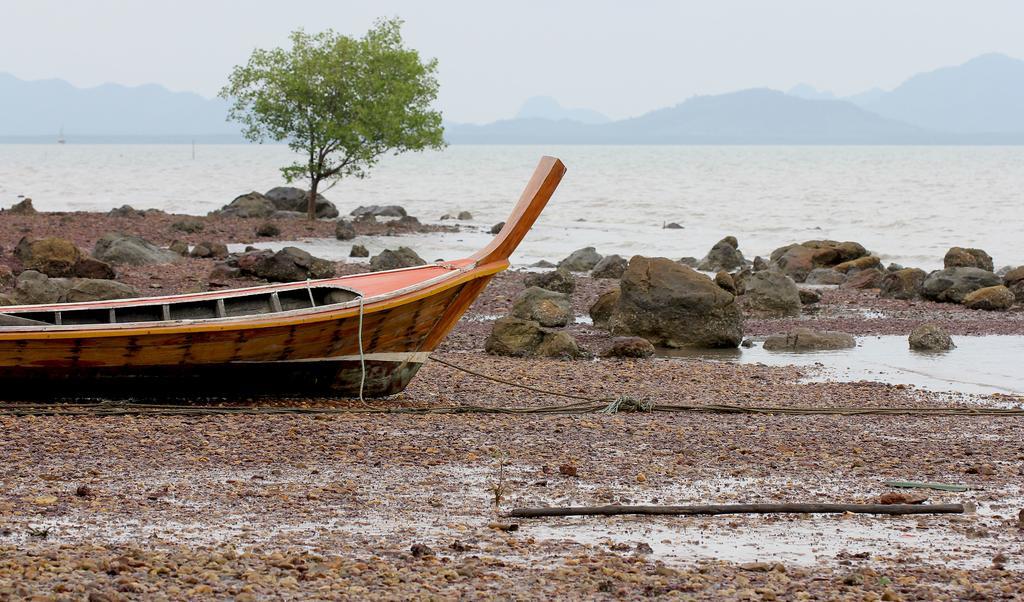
[2, 213, 1023, 600]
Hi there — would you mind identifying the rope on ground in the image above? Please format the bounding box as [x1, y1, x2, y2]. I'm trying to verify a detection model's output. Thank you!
[0, 355, 1022, 418]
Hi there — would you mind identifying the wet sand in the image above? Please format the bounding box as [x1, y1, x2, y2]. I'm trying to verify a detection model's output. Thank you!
[2, 217, 1023, 600]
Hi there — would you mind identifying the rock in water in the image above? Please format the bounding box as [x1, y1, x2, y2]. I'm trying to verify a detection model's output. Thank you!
[351, 205, 407, 218]
[335, 219, 356, 241]
[558, 247, 603, 272]
[697, 236, 746, 272]
[763, 328, 856, 351]
[369, 247, 426, 272]
[922, 267, 1001, 303]
[265, 187, 339, 219]
[349, 244, 369, 258]
[485, 317, 582, 358]
[490, 221, 505, 234]
[880, 268, 926, 300]
[93, 234, 181, 266]
[213, 192, 277, 218]
[510, 287, 572, 327]
[589, 288, 620, 329]
[609, 256, 742, 348]
[601, 337, 655, 358]
[590, 255, 627, 279]
[524, 268, 575, 294]
[457, 210, 473, 220]
[908, 323, 955, 351]
[962, 285, 1015, 311]
[251, 247, 335, 282]
[741, 270, 801, 317]
[944, 247, 994, 272]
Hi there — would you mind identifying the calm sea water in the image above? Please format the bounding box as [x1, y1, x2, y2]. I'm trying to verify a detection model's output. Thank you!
[1, 144, 1022, 269]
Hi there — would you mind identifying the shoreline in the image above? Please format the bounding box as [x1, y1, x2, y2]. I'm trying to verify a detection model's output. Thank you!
[1, 208, 1022, 599]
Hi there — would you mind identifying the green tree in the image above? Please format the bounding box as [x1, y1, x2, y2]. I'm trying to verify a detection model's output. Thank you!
[221, 19, 445, 220]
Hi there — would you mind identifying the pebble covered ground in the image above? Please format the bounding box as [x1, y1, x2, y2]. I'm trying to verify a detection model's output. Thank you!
[2, 219, 1024, 600]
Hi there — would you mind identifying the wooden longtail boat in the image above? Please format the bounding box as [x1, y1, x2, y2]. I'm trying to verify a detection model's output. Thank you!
[0, 156, 566, 399]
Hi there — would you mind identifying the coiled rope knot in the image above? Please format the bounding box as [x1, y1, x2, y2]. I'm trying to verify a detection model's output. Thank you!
[600, 396, 654, 414]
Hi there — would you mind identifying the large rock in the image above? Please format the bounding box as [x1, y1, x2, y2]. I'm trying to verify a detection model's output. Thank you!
[93, 234, 181, 266]
[251, 247, 335, 282]
[11, 270, 63, 304]
[833, 255, 882, 274]
[335, 219, 356, 241]
[697, 236, 746, 272]
[369, 247, 426, 272]
[510, 287, 572, 327]
[589, 288, 620, 329]
[1003, 266, 1024, 302]
[804, 268, 847, 286]
[944, 247, 994, 272]
[962, 285, 1015, 311]
[485, 317, 582, 358]
[524, 268, 575, 294]
[740, 270, 801, 318]
[763, 328, 856, 351]
[19, 237, 82, 277]
[9, 270, 137, 305]
[558, 247, 603, 272]
[922, 267, 1001, 304]
[601, 337, 655, 358]
[7, 198, 37, 214]
[840, 268, 884, 290]
[214, 192, 277, 218]
[189, 241, 229, 259]
[609, 256, 742, 348]
[591, 255, 627, 279]
[770, 240, 869, 282]
[351, 205, 407, 218]
[265, 187, 339, 219]
[880, 268, 926, 300]
[73, 257, 117, 280]
[909, 323, 955, 351]
[61, 279, 138, 303]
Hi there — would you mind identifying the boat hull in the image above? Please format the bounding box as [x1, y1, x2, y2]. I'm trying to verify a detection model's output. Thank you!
[0, 277, 490, 400]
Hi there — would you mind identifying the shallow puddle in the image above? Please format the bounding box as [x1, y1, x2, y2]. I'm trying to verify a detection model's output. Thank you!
[659, 335, 1024, 397]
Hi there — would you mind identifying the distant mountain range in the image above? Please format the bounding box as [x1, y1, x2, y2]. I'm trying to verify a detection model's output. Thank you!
[448, 53, 1024, 144]
[0, 72, 237, 140]
[3, 53, 1024, 144]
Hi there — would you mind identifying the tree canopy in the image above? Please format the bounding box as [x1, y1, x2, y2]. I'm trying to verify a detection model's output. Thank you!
[221, 19, 445, 218]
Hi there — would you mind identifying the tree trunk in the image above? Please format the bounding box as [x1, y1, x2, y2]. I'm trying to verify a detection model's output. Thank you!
[307, 178, 319, 221]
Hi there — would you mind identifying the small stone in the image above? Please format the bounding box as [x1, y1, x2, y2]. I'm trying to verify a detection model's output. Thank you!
[256, 222, 280, 237]
[349, 244, 369, 258]
[558, 464, 578, 477]
[410, 543, 434, 558]
[664, 222, 683, 229]
[601, 336, 655, 358]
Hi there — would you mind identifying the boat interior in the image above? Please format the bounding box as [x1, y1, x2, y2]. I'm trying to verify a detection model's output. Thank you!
[0, 285, 362, 328]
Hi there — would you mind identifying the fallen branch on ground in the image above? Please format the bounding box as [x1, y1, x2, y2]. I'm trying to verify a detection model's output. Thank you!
[509, 503, 964, 518]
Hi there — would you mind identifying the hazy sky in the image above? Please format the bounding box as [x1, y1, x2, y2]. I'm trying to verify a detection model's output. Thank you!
[2, 0, 1023, 123]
